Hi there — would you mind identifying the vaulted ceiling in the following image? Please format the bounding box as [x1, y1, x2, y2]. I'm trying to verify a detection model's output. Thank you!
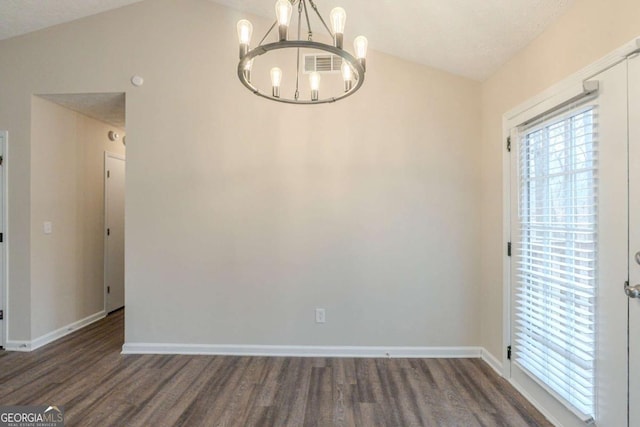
[0, 0, 574, 81]
[0, 0, 143, 41]
[212, 0, 574, 81]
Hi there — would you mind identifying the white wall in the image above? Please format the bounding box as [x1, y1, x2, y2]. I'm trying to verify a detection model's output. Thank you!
[0, 0, 481, 348]
[30, 96, 125, 339]
[479, 0, 640, 360]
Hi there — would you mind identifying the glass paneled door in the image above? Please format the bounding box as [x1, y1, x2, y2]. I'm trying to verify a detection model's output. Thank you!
[509, 59, 630, 426]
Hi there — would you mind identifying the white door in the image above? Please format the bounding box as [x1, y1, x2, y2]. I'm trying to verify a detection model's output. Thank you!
[0, 131, 5, 348]
[628, 52, 640, 427]
[105, 153, 125, 313]
[509, 60, 629, 426]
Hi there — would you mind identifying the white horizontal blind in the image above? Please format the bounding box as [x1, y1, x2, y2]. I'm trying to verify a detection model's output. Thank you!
[515, 106, 598, 419]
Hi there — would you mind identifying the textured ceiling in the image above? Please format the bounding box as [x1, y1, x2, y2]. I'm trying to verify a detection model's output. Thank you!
[213, 0, 574, 81]
[39, 93, 126, 129]
[0, 0, 143, 41]
[0, 0, 574, 81]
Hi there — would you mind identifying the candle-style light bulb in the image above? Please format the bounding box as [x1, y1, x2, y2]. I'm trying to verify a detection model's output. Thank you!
[309, 72, 321, 101]
[341, 62, 353, 92]
[270, 67, 282, 98]
[330, 7, 347, 49]
[353, 35, 368, 70]
[237, 19, 253, 58]
[275, 0, 293, 41]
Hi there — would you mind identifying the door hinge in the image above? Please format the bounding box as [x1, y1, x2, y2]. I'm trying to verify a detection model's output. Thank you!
[0, 232, 3, 243]
[507, 345, 512, 360]
[507, 241, 512, 257]
[107, 286, 110, 294]
[0, 155, 4, 166]
[107, 170, 110, 178]
[0, 309, 3, 320]
[506, 136, 511, 152]
[107, 228, 110, 236]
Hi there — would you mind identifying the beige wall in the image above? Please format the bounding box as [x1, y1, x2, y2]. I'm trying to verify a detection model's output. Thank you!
[30, 96, 125, 339]
[0, 0, 482, 347]
[480, 0, 640, 360]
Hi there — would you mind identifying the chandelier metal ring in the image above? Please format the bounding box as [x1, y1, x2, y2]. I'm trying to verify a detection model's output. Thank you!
[236, 0, 368, 105]
[237, 40, 365, 105]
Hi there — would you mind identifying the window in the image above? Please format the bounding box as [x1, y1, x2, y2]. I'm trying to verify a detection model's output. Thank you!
[515, 106, 597, 418]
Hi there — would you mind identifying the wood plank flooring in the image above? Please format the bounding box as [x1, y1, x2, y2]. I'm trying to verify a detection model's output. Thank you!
[0, 310, 551, 426]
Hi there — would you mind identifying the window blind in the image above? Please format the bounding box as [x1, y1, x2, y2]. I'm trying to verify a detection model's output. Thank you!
[515, 106, 598, 419]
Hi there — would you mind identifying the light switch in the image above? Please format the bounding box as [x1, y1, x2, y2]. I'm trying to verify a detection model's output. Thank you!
[43, 221, 53, 234]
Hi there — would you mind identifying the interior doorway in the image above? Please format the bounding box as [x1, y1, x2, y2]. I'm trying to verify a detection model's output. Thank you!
[105, 152, 125, 313]
[23, 92, 126, 349]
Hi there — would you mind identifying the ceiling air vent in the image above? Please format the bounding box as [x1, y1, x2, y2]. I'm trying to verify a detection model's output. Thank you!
[303, 54, 343, 73]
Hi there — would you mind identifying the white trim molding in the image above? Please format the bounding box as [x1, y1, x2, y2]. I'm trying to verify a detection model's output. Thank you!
[4, 340, 31, 352]
[122, 343, 484, 359]
[509, 378, 562, 427]
[481, 348, 503, 375]
[5, 311, 106, 352]
[0, 130, 7, 350]
[31, 311, 106, 351]
[504, 38, 640, 123]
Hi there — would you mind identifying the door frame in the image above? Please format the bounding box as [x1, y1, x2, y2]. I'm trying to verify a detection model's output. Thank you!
[628, 52, 640, 427]
[500, 38, 640, 421]
[0, 131, 7, 349]
[103, 151, 125, 314]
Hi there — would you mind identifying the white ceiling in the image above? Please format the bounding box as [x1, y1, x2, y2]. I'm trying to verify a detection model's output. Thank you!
[0, 0, 143, 41]
[39, 93, 126, 129]
[0, 0, 573, 81]
[213, 0, 574, 81]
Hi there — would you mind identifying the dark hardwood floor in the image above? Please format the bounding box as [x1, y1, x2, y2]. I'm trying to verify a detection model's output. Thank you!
[0, 311, 551, 426]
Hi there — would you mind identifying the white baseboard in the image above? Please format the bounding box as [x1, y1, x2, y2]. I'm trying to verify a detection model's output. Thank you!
[4, 340, 32, 352]
[481, 348, 503, 375]
[508, 378, 562, 427]
[5, 311, 106, 352]
[122, 343, 484, 358]
[31, 311, 106, 351]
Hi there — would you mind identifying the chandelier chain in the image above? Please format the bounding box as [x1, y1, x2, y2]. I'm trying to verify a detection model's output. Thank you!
[301, 0, 313, 41]
[295, 1, 303, 100]
[308, 0, 334, 38]
[258, 20, 277, 47]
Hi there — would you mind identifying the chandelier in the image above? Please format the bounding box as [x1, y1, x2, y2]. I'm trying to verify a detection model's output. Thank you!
[236, 0, 368, 104]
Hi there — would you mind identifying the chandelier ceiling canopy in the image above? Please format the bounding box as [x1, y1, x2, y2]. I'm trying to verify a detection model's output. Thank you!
[236, 0, 368, 105]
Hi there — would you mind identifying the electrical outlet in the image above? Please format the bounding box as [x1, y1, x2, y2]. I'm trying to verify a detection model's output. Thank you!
[315, 308, 326, 324]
